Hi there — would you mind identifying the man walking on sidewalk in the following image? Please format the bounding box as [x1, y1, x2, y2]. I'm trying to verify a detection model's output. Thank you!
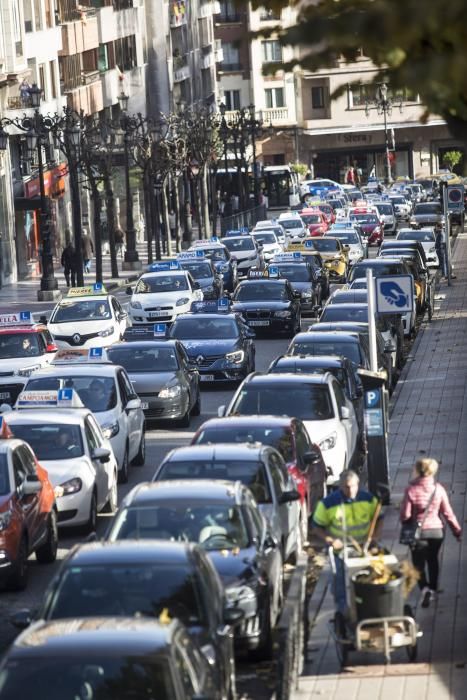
[81, 230, 94, 273]
[61, 240, 78, 287]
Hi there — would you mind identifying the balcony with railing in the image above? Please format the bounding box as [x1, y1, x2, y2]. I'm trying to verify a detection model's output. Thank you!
[173, 54, 190, 82]
[60, 15, 99, 55]
[223, 107, 289, 124]
[200, 0, 221, 18]
[218, 62, 242, 73]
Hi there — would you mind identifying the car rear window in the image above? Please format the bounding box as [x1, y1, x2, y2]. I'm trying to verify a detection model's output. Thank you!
[194, 426, 294, 462]
[229, 385, 334, 421]
[291, 340, 361, 366]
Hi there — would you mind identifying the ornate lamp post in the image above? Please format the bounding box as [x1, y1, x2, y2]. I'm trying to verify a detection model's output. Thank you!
[117, 90, 142, 270]
[365, 83, 402, 185]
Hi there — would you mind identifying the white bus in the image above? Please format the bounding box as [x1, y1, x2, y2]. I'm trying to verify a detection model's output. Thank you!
[263, 165, 301, 208]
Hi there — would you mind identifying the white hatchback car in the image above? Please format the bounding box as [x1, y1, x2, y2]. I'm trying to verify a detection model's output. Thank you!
[397, 227, 439, 268]
[48, 286, 129, 349]
[250, 230, 283, 261]
[128, 265, 203, 325]
[5, 395, 118, 532]
[278, 212, 307, 240]
[21, 357, 145, 483]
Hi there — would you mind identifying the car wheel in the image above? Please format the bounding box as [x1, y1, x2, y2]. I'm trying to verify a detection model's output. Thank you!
[35, 510, 58, 564]
[255, 591, 274, 660]
[191, 389, 201, 416]
[85, 491, 98, 534]
[132, 431, 146, 466]
[177, 403, 191, 428]
[118, 445, 129, 484]
[8, 536, 28, 591]
[288, 522, 302, 565]
[103, 472, 118, 514]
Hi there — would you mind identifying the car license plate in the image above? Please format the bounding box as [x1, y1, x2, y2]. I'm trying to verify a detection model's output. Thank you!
[148, 311, 168, 318]
[200, 375, 214, 382]
[140, 402, 149, 409]
[249, 320, 269, 327]
[0, 392, 10, 400]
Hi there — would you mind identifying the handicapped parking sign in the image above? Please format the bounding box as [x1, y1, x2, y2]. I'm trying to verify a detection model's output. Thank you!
[375, 275, 414, 314]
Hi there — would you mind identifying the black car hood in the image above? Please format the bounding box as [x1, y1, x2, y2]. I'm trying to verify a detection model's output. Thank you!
[180, 338, 240, 356]
[232, 300, 291, 311]
[207, 545, 258, 587]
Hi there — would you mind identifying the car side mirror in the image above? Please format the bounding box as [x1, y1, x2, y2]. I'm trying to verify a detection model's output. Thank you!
[91, 447, 111, 463]
[245, 328, 256, 338]
[354, 385, 363, 398]
[293, 291, 301, 299]
[264, 533, 278, 550]
[126, 286, 133, 295]
[22, 475, 42, 496]
[341, 406, 350, 420]
[384, 342, 396, 353]
[126, 398, 141, 412]
[118, 312, 127, 321]
[217, 405, 226, 417]
[303, 449, 321, 466]
[223, 607, 244, 626]
[46, 343, 57, 353]
[10, 608, 34, 630]
[279, 489, 300, 504]
[193, 281, 201, 290]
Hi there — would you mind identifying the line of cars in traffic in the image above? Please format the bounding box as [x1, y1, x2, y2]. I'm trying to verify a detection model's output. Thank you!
[0, 194, 443, 697]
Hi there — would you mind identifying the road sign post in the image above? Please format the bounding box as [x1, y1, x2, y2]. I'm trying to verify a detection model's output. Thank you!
[443, 184, 453, 286]
[366, 269, 378, 372]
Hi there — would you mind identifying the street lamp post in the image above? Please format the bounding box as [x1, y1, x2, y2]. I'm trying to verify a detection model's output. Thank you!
[365, 83, 402, 185]
[0, 84, 61, 300]
[117, 91, 142, 270]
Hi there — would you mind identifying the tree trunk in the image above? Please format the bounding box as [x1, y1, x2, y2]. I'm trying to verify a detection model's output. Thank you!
[174, 177, 182, 252]
[195, 178, 203, 239]
[211, 166, 218, 236]
[201, 165, 211, 239]
[143, 169, 153, 264]
[104, 171, 119, 278]
[69, 168, 84, 286]
[162, 181, 172, 257]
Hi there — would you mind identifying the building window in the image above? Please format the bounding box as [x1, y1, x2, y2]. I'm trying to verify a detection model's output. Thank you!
[221, 41, 240, 71]
[217, 0, 240, 22]
[38, 63, 46, 100]
[261, 40, 282, 63]
[223, 89, 240, 110]
[49, 60, 57, 98]
[265, 87, 284, 109]
[45, 0, 54, 28]
[259, 7, 280, 20]
[311, 86, 324, 109]
[98, 44, 109, 72]
[350, 83, 375, 107]
[114, 35, 137, 72]
[33, 0, 42, 30]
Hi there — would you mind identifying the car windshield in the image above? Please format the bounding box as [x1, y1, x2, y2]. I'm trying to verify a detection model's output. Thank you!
[180, 262, 212, 279]
[280, 219, 303, 228]
[200, 247, 228, 261]
[171, 317, 238, 340]
[398, 230, 434, 242]
[376, 204, 393, 214]
[222, 237, 255, 252]
[331, 232, 360, 244]
[349, 263, 403, 280]
[310, 239, 340, 252]
[390, 197, 406, 204]
[156, 460, 272, 504]
[291, 340, 361, 365]
[0, 657, 173, 700]
[230, 385, 334, 421]
[110, 503, 250, 550]
[276, 265, 310, 282]
[9, 424, 84, 459]
[252, 232, 276, 245]
[301, 214, 321, 224]
[107, 346, 179, 372]
[0, 454, 10, 495]
[195, 426, 294, 462]
[350, 214, 378, 224]
[414, 204, 442, 214]
[51, 300, 111, 323]
[46, 564, 205, 625]
[0, 333, 42, 359]
[234, 282, 288, 302]
[320, 307, 369, 324]
[25, 375, 117, 413]
[135, 275, 188, 293]
[318, 205, 332, 215]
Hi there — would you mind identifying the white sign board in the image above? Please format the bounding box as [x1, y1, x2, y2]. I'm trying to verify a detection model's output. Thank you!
[375, 275, 414, 314]
[447, 184, 464, 211]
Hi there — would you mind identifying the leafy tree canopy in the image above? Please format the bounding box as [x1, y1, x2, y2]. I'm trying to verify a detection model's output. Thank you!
[256, 0, 467, 140]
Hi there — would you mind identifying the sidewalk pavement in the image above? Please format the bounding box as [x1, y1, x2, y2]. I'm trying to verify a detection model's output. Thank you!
[297, 234, 467, 699]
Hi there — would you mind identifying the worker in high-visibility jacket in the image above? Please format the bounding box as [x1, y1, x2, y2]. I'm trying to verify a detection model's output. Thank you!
[312, 470, 383, 613]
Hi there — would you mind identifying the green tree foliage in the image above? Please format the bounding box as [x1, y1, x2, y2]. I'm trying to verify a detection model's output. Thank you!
[441, 150, 463, 172]
[257, 0, 467, 141]
[291, 162, 309, 178]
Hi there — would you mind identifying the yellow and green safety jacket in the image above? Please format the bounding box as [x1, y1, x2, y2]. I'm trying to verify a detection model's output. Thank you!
[313, 488, 380, 543]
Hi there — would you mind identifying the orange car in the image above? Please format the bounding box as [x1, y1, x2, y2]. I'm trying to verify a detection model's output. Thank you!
[0, 418, 57, 590]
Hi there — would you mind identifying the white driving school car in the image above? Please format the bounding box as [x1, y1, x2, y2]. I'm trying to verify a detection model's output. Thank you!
[5, 389, 118, 531]
[47, 285, 129, 349]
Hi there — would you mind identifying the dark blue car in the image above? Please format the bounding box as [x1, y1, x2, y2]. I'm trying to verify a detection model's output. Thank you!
[188, 239, 238, 292]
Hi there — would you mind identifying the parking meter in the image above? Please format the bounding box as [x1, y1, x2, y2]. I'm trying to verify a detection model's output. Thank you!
[358, 369, 390, 504]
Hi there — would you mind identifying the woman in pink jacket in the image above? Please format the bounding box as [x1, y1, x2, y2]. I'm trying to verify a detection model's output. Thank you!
[400, 457, 462, 608]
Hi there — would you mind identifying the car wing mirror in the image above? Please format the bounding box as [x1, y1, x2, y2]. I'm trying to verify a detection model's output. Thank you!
[10, 608, 35, 630]
[126, 286, 134, 295]
[126, 398, 141, 412]
[303, 449, 321, 465]
[341, 406, 350, 420]
[223, 607, 244, 626]
[22, 476, 42, 496]
[46, 343, 57, 353]
[264, 533, 279, 550]
[279, 489, 300, 504]
[91, 447, 111, 463]
[217, 405, 226, 417]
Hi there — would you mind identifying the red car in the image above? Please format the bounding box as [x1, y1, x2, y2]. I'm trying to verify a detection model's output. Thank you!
[316, 202, 336, 226]
[300, 208, 329, 236]
[191, 415, 327, 536]
[349, 207, 384, 246]
[0, 418, 57, 590]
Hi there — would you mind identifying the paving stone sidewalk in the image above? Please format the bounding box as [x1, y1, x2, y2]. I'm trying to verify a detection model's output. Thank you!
[296, 234, 467, 700]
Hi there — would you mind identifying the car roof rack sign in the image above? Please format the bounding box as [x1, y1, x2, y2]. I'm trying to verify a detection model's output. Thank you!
[0, 311, 34, 326]
[16, 388, 85, 409]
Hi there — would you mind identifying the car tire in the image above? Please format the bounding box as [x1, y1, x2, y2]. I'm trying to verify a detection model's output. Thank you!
[103, 472, 118, 514]
[85, 491, 98, 534]
[254, 591, 274, 661]
[132, 431, 146, 466]
[8, 536, 28, 591]
[191, 389, 201, 416]
[118, 445, 129, 484]
[35, 510, 58, 564]
[177, 403, 191, 428]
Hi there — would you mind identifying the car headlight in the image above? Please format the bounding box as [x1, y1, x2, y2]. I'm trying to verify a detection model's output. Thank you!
[274, 310, 292, 318]
[55, 477, 82, 497]
[98, 326, 114, 338]
[176, 297, 190, 307]
[219, 264, 230, 273]
[159, 384, 182, 399]
[130, 300, 142, 310]
[0, 510, 12, 532]
[17, 364, 41, 377]
[225, 350, 244, 364]
[319, 432, 337, 450]
[225, 584, 257, 605]
[301, 290, 313, 299]
[102, 421, 120, 439]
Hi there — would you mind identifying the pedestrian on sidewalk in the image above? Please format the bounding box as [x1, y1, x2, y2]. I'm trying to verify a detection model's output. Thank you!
[400, 457, 462, 609]
[168, 210, 176, 240]
[115, 227, 125, 259]
[81, 230, 94, 273]
[60, 239, 78, 287]
[313, 470, 383, 614]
